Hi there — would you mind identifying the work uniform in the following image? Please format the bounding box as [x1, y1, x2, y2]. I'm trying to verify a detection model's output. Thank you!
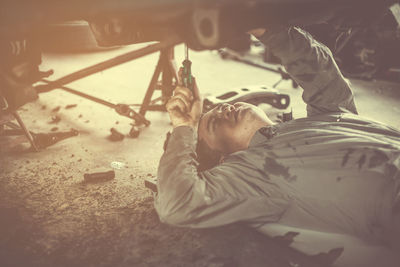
[154, 27, 400, 251]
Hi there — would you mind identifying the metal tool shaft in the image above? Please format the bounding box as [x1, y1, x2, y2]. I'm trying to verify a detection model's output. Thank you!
[40, 79, 116, 108]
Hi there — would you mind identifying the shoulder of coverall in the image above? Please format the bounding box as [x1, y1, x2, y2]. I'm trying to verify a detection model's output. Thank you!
[163, 125, 197, 151]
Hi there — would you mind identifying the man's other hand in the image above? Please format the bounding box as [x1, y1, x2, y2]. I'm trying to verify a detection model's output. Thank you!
[166, 79, 202, 129]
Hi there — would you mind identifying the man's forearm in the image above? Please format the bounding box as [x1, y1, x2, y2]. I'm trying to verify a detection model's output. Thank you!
[257, 27, 357, 116]
[155, 126, 200, 223]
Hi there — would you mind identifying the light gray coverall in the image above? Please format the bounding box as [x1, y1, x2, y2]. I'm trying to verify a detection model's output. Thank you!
[155, 27, 400, 250]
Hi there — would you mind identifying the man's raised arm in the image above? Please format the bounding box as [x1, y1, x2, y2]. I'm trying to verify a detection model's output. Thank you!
[252, 27, 358, 116]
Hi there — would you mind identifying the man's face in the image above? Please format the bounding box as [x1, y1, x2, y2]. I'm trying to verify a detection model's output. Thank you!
[198, 102, 273, 154]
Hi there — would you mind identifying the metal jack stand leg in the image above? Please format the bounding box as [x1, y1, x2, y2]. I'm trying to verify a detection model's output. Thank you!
[139, 47, 177, 116]
[12, 112, 39, 151]
[0, 111, 40, 151]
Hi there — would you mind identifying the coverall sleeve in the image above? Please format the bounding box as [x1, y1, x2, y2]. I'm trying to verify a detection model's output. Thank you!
[154, 126, 287, 228]
[258, 27, 358, 116]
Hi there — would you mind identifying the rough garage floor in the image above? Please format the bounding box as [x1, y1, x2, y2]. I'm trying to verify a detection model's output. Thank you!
[1, 44, 400, 267]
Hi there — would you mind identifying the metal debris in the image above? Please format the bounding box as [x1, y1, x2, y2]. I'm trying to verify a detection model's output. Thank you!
[32, 128, 79, 149]
[49, 115, 61, 124]
[109, 128, 124, 141]
[65, 104, 77, 109]
[52, 106, 61, 112]
[110, 161, 125, 170]
[84, 169, 115, 183]
[129, 126, 140, 138]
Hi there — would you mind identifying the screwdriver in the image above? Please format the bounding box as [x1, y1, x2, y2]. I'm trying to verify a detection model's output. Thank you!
[181, 44, 194, 92]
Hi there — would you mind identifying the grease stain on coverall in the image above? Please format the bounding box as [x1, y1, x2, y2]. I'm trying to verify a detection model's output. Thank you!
[341, 148, 355, 167]
[263, 157, 297, 182]
[286, 143, 305, 164]
[357, 154, 367, 170]
[368, 150, 389, 168]
[384, 164, 398, 179]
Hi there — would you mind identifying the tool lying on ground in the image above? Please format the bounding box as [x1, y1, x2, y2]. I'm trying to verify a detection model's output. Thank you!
[0, 120, 79, 150]
[32, 129, 79, 149]
[84, 169, 115, 183]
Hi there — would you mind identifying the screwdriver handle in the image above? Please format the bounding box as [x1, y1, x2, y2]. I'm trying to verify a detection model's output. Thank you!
[182, 59, 194, 92]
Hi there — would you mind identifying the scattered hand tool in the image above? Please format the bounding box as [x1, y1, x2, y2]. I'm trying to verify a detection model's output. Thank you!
[84, 169, 115, 183]
[109, 127, 125, 141]
[32, 128, 79, 149]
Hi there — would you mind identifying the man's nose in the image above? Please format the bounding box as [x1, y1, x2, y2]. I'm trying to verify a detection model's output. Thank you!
[217, 104, 234, 119]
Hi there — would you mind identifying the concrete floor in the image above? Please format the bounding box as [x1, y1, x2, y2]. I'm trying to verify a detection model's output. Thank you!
[1, 44, 400, 267]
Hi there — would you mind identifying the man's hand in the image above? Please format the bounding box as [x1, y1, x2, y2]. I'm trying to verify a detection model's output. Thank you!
[166, 78, 202, 129]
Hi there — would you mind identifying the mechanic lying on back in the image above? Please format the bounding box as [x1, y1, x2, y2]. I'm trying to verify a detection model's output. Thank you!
[154, 27, 400, 251]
